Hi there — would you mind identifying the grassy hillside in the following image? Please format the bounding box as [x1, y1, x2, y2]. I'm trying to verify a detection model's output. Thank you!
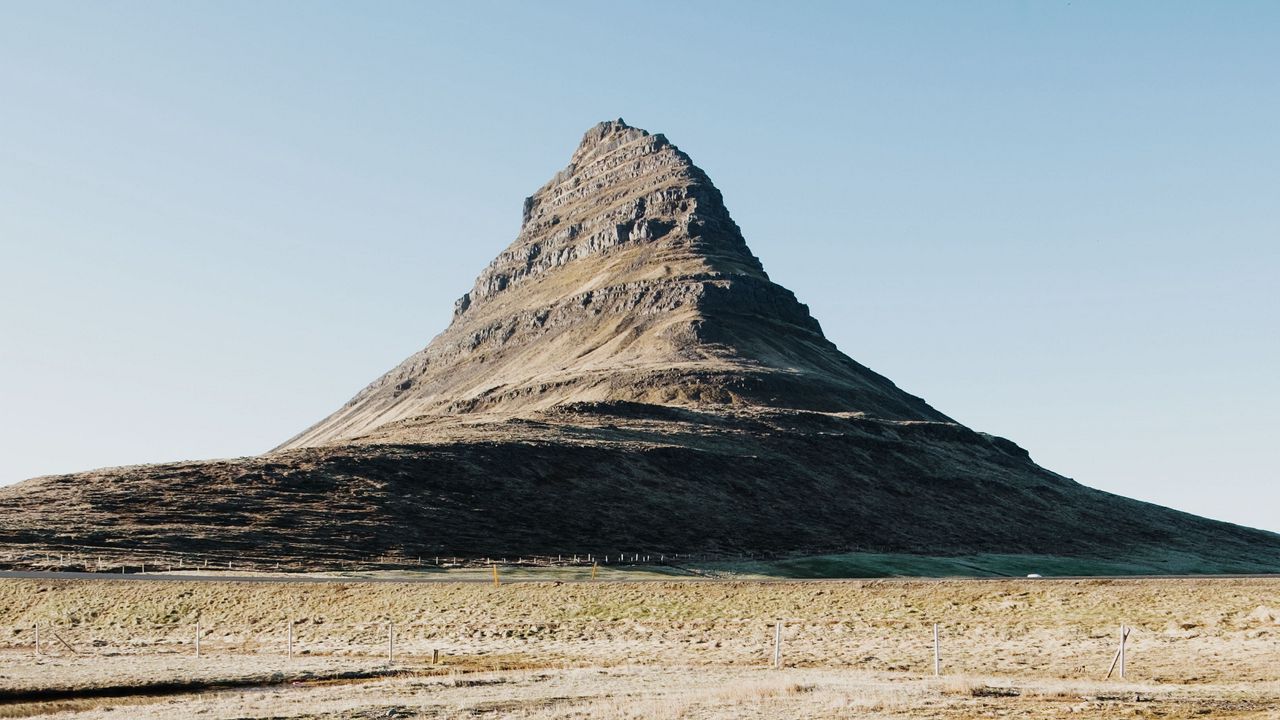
[2, 406, 1279, 575]
[694, 551, 1280, 579]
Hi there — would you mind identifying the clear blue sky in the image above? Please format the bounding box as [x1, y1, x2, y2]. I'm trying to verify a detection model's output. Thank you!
[1, 2, 1276, 532]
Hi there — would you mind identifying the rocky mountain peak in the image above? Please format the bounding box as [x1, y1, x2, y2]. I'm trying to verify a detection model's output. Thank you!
[279, 121, 949, 450]
[461, 120, 764, 320]
[568, 118, 656, 165]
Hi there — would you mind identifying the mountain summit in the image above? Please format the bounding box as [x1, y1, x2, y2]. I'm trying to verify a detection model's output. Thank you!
[282, 119, 944, 450]
[1, 121, 1277, 575]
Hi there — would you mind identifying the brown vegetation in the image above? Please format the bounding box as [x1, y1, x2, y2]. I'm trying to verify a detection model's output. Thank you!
[1, 576, 1278, 718]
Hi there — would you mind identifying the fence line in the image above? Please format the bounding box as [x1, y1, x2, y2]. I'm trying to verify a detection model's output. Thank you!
[4, 618, 1157, 682]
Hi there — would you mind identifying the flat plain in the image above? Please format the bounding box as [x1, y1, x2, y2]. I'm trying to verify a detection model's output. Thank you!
[1, 575, 1277, 718]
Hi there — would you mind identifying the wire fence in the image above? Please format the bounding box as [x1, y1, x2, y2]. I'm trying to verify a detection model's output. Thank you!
[4, 617, 1243, 683]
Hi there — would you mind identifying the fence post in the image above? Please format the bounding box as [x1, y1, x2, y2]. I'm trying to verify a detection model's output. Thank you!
[387, 621, 395, 665]
[195, 619, 201, 658]
[288, 620, 294, 660]
[933, 623, 941, 676]
[1104, 624, 1131, 680]
[34, 625, 41, 656]
[1119, 625, 1127, 679]
[773, 620, 782, 669]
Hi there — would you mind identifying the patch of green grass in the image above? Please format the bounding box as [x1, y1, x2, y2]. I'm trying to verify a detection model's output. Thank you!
[313, 550, 1280, 582]
[688, 551, 1280, 579]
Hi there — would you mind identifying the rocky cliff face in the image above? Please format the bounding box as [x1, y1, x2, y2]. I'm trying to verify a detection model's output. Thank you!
[281, 120, 947, 450]
[2, 120, 1277, 573]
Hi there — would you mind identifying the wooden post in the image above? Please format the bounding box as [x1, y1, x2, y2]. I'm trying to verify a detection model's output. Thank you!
[34, 625, 40, 656]
[287, 620, 294, 660]
[1119, 625, 1127, 679]
[1104, 625, 1132, 680]
[933, 623, 941, 676]
[492, 564, 500, 587]
[51, 630, 78, 655]
[591, 562, 598, 580]
[195, 619, 201, 658]
[387, 621, 395, 665]
[773, 621, 782, 669]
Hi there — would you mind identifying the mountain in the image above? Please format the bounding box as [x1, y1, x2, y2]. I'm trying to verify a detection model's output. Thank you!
[281, 119, 947, 450]
[1, 120, 1277, 575]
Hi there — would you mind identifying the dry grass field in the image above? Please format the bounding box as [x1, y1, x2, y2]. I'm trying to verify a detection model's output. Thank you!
[0, 576, 1277, 718]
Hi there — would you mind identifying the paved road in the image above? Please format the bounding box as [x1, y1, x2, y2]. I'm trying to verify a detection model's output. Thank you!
[1, 570, 1275, 585]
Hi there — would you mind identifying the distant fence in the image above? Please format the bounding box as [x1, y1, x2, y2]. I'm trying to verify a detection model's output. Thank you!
[6, 618, 1157, 681]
